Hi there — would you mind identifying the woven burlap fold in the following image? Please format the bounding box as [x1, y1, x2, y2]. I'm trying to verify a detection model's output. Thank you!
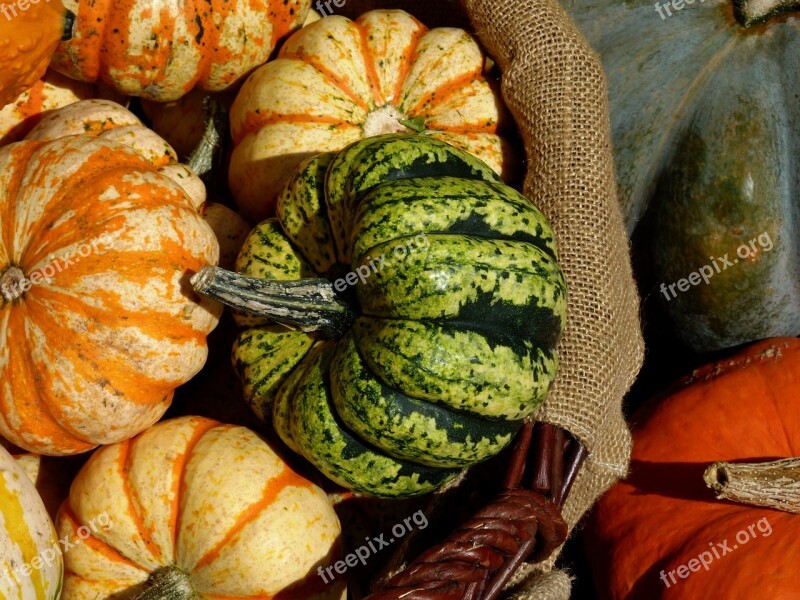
[340, 0, 645, 596]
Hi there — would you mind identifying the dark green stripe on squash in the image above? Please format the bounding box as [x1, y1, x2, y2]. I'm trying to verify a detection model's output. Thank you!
[356, 234, 566, 348]
[331, 332, 521, 467]
[353, 318, 557, 420]
[351, 176, 558, 266]
[326, 134, 501, 262]
[289, 343, 460, 498]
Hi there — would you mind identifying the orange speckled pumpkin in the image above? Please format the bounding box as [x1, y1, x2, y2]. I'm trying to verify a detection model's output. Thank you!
[56, 416, 346, 599]
[585, 337, 800, 599]
[0, 130, 220, 456]
[228, 9, 516, 222]
[50, 0, 312, 102]
[27, 99, 249, 269]
[0, 70, 126, 146]
[0, 0, 71, 109]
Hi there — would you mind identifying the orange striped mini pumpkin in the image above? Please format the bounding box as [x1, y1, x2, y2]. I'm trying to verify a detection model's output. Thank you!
[56, 416, 346, 599]
[50, 0, 312, 102]
[0, 444, 62, 599]
[0, 131, 221, 456]
[228, 9, 517, 222]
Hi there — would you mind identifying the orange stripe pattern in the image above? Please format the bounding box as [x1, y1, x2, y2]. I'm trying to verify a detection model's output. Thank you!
[0, 134, 220, 456]
[49, 0, 312, 101]
[228, 9, 514, 223]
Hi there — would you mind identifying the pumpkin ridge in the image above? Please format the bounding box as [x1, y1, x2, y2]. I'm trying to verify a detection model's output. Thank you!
[119, 439, 165, 564]
[630, 35, 741, 229]
[386, 19, 426, 106]
[60, 501, 148, 573]
[171, 418, 221, 555]
[279, 52, 371, 112]
[403, 68, 483, 119]
[190, 466, 310, 573]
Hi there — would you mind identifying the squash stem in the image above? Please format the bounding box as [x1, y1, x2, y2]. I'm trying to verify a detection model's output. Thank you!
[733, 0, 800, 26]
[186, 97, 226, 179]
[704, 458, 800, 514]
[134, 566, 197, 600]
[0, 266, 25, 303]
[191, 266, 355, 338]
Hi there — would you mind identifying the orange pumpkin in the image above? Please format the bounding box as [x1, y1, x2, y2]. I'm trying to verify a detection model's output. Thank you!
[0, 0, 71, 109]
[0, 130, 220, 455]
[50, 0, 311, 102]
[56, 416, 346, 599]
[228, 9, 516, 222]
[585, 337, 800, 598]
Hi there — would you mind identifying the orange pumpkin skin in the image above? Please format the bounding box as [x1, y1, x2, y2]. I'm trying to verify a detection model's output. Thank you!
[0, 70, 126, 145]
[56, 416, 346, 599]
[0, 0, 68, 109]
[585, 337, 800, 599]
[0, 135, 220, 456]
[50, 0, 311, 102]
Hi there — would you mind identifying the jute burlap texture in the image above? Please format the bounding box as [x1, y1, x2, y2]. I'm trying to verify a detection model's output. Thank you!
[341, 0, 645, 596]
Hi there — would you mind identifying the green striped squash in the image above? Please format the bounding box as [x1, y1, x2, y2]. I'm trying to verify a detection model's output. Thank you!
[0, 445, 62, 599]
[192, 134, 567, 498]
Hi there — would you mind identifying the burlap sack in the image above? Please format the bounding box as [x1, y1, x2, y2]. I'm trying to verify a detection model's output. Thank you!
[340, 0, 645, 596]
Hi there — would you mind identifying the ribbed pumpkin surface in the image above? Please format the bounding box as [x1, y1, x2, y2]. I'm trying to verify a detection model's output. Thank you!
[0, 444, 62, 600]
[0, 135, 220, 455]
[57, 416, 345, 599]
[229, 9, 515, 222]
[51, 0, 311, 101]
[232, 134, 566, 497]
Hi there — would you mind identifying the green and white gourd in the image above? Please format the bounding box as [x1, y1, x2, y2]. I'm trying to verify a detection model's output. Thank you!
[192, 134, 567, 498]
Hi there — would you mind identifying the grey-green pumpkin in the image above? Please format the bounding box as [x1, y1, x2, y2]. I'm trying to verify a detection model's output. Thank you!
[564, 0, 799, 352]
[192, 133, 567, 498]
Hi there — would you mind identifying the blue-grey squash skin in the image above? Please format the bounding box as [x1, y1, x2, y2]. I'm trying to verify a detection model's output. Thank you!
[563, 0, 799, 351]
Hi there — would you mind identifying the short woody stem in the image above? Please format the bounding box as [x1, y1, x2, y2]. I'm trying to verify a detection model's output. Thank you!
[134, 566, 197, 600]
[186, 97, 226, 178]
[0, 267, 25, 302]
[191, 266, 355, 338]
[704, 458, 800, 514]
[733, 0, 800, 26]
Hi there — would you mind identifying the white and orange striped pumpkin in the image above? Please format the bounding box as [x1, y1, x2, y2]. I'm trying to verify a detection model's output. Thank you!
[0, 129, 221, 455]
[56, 416, 346, 599]
[228, 9, 516, 222]
[0, 444, 62, 599]
[50, 0, 312, 102]
[26, 99, 250, 271]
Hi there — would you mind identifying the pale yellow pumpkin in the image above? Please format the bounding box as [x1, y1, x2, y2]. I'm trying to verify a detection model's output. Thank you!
[56, 416, 346, 599]
[0, 444, 62, 599]
[228, 9, 516, 222]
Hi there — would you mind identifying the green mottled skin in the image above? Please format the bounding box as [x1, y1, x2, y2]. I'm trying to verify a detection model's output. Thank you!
[288, 343, 459, 497]
[232, 134, 567, 497]
[353, 318, 557, 420]
[332, 332, 519, 467]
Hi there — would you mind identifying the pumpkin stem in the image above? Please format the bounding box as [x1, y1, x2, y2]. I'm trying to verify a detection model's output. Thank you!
[733, 0, 800, 26]
[704, 458, 800, 514]
[134, 566, 197, 600]
[191, 266, 355, 338]
[363, 105, 424, 137]
[0, 266, 25, 303]
[186, 97, 226, 179]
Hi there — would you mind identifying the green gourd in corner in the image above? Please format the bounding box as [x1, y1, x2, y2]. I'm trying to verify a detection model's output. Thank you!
[192, 133, 567, 498]
[564, 0, 799, 352]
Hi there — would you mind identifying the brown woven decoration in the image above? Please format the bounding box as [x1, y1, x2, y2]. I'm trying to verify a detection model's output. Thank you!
[363, 422, 584, 600]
